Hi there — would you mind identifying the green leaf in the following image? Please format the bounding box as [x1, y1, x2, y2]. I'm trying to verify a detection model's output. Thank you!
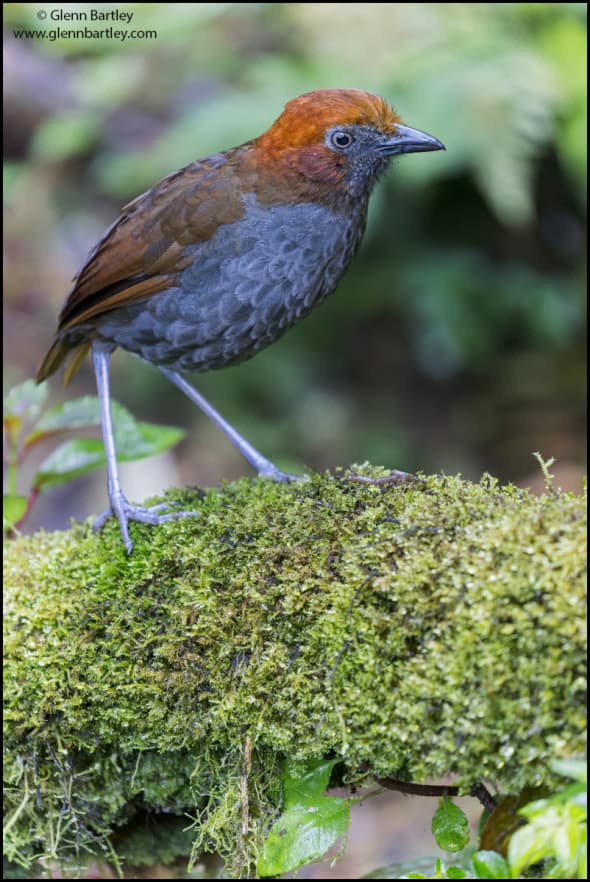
[536, 15, 587, 190]
[507, 815, 548, 875]
[113, 419, 185, 462]
[257, 797, 349, 877]
[447, 867, 470, 879]
[517, 795, 555, 817]
[471, 850, 511, 878]
[26, 396, 185, 453]
[257, 758, 350, 877]
[508, 803, 587, 878]
[32, 419, 185, 490]
[3, 415, 22, 450]
[32, 111, 102, 161]
[3, 495, 27, 530]
[283, 757, 339, 807]
[433, 799, 471, 853]
[33, 438, 109, 489]
[550, 759, 587, 783]
[25, 396, 104, 446]
[362, 857, 443, 878]
[4, 380, 48, 445]
[519, 786, 586, 817]
[3, 379, 48, 420]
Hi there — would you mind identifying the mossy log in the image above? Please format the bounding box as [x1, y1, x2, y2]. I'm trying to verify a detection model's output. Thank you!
[3, 467, 587, 877]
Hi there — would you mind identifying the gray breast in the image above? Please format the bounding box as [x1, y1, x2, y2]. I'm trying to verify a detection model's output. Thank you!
[94, 197, 367, 373]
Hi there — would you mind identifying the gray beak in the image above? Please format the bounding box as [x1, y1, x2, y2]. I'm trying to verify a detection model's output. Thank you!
[381, 123, 445, 156]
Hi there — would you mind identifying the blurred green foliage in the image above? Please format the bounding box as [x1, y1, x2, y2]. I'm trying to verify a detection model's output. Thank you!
[3, 2, 586, 529]
[3, 379, 186, 533]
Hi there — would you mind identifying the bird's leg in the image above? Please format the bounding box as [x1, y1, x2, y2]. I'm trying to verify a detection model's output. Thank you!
[91, 344, 200, 552]
[160, 369, 305, 483]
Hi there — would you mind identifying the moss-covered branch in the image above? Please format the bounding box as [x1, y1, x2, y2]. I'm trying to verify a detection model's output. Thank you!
[3, 467, 586, 877]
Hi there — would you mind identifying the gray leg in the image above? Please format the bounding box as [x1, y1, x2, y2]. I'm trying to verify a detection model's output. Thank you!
[92, 344, 200, 552]
[160, 368, 306, 483]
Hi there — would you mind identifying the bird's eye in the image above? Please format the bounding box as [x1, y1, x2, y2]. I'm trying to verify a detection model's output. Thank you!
[330, 131, 353, 150]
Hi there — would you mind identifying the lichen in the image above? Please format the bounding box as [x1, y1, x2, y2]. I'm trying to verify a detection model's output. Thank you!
[3, 467, 587, 877]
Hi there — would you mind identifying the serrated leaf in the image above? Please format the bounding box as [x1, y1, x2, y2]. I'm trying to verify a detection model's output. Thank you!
[432, 799, 471, 853]
[257, 757, 349, 877]
[25, 397, 184, 454]
[33, 438, 108, 489]
[113, 420, 185, 461]
[3, 495, 27, 529]
[257, 797, 349, 876]
[283, 758, 339, 807]
[32, 420, 185, 490]
[471, 850, 511, 878]
[25, 396, 104, 446]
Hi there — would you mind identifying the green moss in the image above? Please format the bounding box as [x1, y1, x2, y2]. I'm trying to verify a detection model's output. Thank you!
[3, 467, 587, 877]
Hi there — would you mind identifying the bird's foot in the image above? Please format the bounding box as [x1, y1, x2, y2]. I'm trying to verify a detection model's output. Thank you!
[256, 463, 309, 483]
[93, 495, 200, 553]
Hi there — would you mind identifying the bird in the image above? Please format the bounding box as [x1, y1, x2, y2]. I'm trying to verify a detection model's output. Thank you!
[37, 88, 445, 552]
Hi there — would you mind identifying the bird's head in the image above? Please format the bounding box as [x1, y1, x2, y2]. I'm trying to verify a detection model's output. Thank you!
[255, 88, 444, 202]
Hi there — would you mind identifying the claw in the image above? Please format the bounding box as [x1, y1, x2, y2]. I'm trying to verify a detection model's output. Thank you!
[257, 466, 310, 483]
[92, 496, 200, 553]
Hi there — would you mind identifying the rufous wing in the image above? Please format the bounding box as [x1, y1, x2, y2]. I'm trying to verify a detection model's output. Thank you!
[37, 148, 251, 382]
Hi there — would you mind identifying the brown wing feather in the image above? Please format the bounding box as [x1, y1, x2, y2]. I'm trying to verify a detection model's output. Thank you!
[36, 137, 318, 382]
[60, 273, 181, 329]
[56, 149, 251, 331]
[36, 148, 255, 383]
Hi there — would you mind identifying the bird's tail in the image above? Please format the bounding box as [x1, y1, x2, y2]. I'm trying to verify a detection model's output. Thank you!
[36, 339, 90, 386]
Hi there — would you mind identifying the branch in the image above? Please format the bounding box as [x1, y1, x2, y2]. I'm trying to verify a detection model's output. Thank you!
[3, 467, 586, 876]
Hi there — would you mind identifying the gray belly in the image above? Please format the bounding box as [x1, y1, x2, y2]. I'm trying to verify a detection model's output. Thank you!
[93, 199, 366, 372]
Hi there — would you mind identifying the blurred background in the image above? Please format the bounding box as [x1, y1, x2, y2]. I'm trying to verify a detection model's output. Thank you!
[3, 1, 587, 876]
